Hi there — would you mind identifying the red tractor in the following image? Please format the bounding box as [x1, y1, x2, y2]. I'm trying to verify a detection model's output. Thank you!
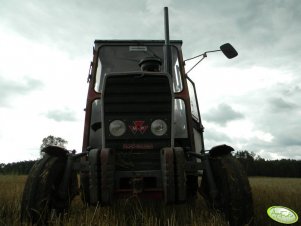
[21, 7, 253, 226]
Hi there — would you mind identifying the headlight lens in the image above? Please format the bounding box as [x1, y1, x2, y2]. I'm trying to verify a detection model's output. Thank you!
[109, 120, 126, 136]
[151, 119, 167, 136]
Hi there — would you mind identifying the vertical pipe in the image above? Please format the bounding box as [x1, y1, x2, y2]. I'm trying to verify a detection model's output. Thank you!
[164, 7, 170, 45]
[164, 7, 172, 76]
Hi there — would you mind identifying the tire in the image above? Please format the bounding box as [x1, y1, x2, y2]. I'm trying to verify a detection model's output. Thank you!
[21, 154, 76, 225]
[200, 154, 254, 226]
[174, 148, 186, 202]
[160, 148, 175, 204]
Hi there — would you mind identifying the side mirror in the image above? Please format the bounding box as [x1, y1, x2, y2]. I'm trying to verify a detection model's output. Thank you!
[220, 43, 238, 59]
[184, 43, 238, 74]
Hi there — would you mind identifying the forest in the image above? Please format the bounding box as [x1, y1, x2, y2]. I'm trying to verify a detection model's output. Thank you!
[234, 151, 301, 177]
[1, 150, 300, 177]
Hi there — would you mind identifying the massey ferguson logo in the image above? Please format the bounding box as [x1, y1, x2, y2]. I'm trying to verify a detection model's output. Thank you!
[129, 120, 148, 134]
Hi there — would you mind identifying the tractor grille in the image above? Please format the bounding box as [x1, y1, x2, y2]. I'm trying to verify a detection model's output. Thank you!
[103, 72, 172, 150]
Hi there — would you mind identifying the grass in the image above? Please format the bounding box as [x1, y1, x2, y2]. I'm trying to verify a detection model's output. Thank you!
[0, 176, 300, 226]
[250, 177, 301, 226]
[0, 175, 25, 226]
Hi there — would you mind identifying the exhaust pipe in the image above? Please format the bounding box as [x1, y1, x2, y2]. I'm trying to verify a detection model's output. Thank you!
[164, 7, 172, 76]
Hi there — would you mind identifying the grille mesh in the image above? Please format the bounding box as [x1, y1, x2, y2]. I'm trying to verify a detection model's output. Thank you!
[103, 73, 172, 149]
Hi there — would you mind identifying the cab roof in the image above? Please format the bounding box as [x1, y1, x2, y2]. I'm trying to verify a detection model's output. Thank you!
[94, 40, 183, 49]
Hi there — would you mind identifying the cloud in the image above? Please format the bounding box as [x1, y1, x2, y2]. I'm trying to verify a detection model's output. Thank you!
[230, 89, 301, 159]
[268, 97, 298, 112]
[2, 0, 300, 70]
[277, 133, 301, 147]
[204, 103, 244, 126]
[0, 0, 157, 56]
[1, 0, 301, 161]
[0, 76, 43, 107]
[232, 0, 301, 67]
[203, 127, 232, 149]
[44, 108, 77, 122]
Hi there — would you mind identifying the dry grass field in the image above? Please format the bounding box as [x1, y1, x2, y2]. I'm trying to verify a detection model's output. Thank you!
[0, 175, 300, 226]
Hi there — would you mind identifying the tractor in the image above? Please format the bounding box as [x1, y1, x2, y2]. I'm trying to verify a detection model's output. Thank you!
[21, 7, 253, 226]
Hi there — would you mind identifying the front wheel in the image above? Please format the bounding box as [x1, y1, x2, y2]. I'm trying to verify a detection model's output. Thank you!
[21, 152, 76, 224]
[200, 153, 254, 226]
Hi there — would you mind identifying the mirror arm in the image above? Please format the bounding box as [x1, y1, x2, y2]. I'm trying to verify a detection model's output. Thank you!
[185, 49, 222, 74]
[186, 54, 207, 74]
[184, 49, 220, 63]
[184, 53, 205, 63]
[205, 49, 221, 54]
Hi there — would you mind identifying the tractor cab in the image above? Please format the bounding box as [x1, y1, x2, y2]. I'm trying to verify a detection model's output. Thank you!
[85, 40, 203, 154]
[81, 40, 204, 203]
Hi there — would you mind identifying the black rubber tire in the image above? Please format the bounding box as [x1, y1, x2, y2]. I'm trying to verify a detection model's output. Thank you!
[174, 148, 186, 203]
[161, 148, 175, 204]
[21, 154, 74, 225]
[200, 154, 254, 226]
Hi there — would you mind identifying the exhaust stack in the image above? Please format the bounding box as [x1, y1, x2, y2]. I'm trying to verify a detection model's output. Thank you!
[164, 7, 172, 76]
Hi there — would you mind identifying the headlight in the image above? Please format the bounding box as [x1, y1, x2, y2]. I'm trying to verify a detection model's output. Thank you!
[109, 120, 126, 136]
[151, 119, 167, 136]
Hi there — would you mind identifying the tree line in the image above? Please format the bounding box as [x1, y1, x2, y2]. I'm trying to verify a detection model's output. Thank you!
[1, 150, 300, 177]
[0, 160, 36, 175]
[0, 135, 67, 175]
[234, 150, 301, 178]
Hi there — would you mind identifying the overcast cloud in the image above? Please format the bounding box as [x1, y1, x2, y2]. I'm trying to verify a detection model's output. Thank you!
[204, 103, 244, 126]
[44, 108, 77, 122]
[0, 77, 43, 106]
[0, 0, 300, 163]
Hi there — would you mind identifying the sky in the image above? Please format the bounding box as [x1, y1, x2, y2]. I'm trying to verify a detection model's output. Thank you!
[0, 0, 300, 163]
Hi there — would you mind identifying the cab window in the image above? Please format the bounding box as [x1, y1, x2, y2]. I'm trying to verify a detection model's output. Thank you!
[94, 45, 183, 93]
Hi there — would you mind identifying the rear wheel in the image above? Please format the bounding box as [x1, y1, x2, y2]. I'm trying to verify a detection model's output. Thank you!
[200, 153, 254, 226]
[21, 152, 77, 224]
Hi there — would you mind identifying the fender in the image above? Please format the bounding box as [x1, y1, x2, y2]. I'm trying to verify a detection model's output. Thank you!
[209, 144, 234, 157]
[42, 145, 69, 157]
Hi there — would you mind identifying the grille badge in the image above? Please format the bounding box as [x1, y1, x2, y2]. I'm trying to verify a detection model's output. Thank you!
[129, 121, 149, 134]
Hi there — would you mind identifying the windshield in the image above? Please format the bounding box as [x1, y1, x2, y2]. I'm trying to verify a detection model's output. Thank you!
[94, 44, 183, 93]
